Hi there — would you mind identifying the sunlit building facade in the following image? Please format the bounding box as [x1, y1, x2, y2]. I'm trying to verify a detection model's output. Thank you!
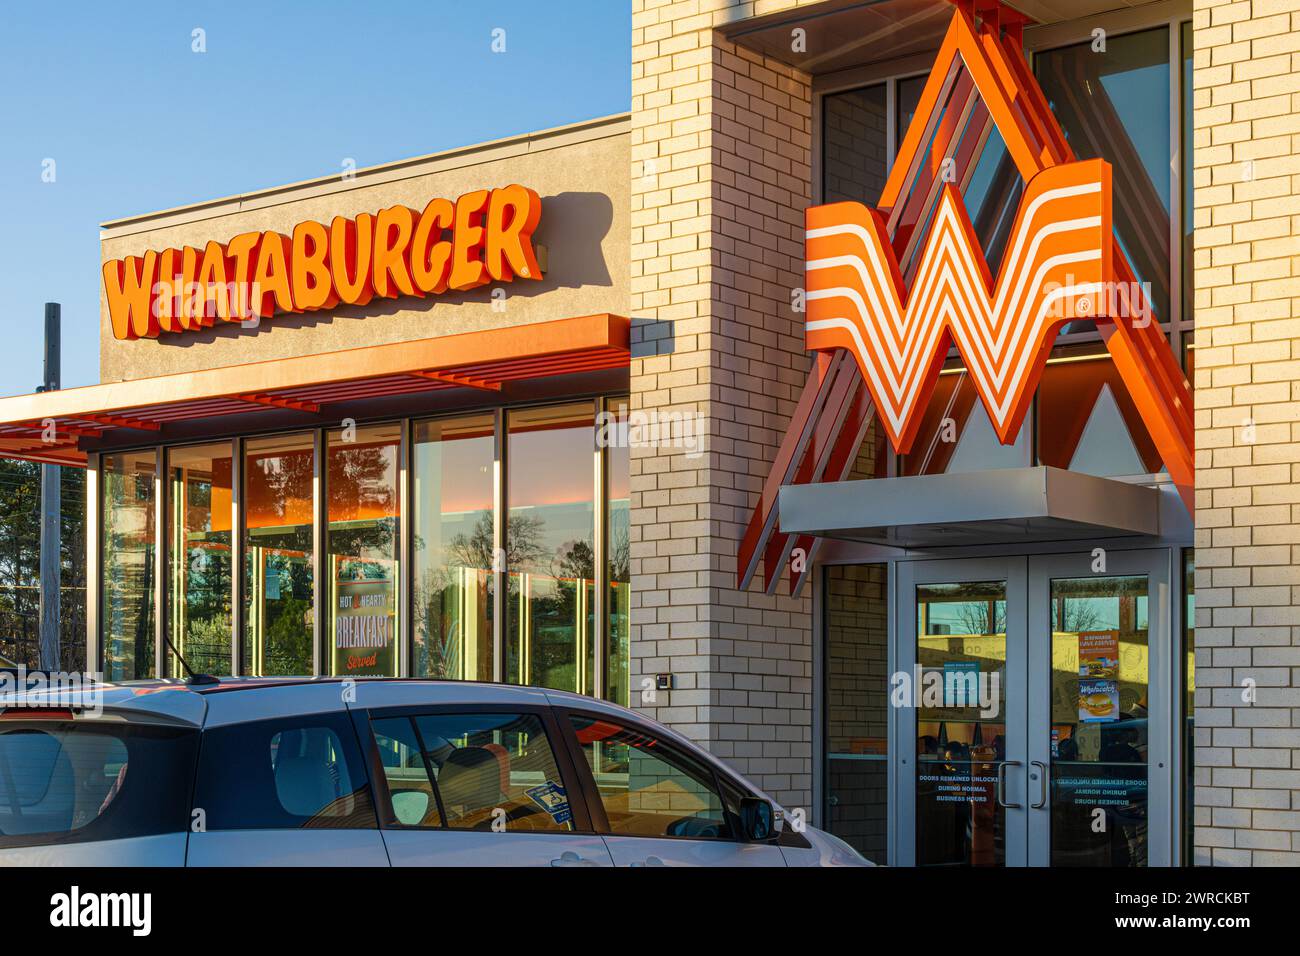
[0, 0, 1294, 867]
[5, 114, 634, 706]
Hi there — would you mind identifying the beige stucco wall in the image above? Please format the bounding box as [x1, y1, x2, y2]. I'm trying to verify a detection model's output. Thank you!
[98, 115, 630, 382]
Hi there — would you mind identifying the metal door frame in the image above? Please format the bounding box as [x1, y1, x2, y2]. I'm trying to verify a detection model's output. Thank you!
[894, 555, 1029, 867]
[1026, 548, 1174, 867]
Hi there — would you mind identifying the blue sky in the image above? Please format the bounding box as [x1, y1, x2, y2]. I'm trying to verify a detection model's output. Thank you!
[0, 0, 630, 394]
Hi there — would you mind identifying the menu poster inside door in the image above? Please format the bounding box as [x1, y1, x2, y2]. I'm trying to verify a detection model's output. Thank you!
[1077, 630, 1120, 722]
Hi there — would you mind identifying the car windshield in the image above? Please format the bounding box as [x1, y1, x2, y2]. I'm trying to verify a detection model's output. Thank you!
[0, 725, 127, 835]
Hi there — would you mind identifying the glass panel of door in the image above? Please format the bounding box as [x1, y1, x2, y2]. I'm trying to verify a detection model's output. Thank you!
[916, 580, 1011, 866]
[898, 550, 1172, 867]
[1043, 574, 1150, 864]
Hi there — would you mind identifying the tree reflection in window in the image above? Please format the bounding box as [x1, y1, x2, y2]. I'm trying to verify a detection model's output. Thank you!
[506, 403, 596, 694]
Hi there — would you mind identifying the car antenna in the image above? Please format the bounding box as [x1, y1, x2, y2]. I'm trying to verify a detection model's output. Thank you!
[161, 631, 219, 686]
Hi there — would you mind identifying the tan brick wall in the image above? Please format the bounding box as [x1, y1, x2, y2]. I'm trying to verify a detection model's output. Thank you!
[1192, 0, 1300, 866]
[630, 0, 818, 808]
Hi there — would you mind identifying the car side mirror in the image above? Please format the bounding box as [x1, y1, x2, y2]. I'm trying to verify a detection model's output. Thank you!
[738, 797, 778, 842]
[390, 789, 431, 826]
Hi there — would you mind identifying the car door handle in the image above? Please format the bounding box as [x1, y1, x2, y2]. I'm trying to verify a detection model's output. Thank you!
[996, 760, 1022, 809]
[630, 855, 665, 867]
[550, 851, 603, 867]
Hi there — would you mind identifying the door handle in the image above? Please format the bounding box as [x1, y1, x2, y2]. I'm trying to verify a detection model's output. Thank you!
[550, 851, 602, 867]
[996, 760, 1022, 809]
[630, 855, 665, 867]
[1030, 760, 1049, 809]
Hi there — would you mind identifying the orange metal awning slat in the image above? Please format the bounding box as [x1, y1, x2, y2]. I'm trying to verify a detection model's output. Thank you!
[274, 375, 456, 403]
[0, 314, 630, 467]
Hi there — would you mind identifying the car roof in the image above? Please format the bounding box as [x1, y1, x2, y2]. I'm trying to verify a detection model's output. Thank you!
[0, 674, 776, 805]
[0, 674, 209, 727]
[0, 676, 653, 726]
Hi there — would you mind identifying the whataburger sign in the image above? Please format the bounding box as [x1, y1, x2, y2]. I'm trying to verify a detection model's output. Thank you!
[738, 0, 1195, 595]
[806, 159, 1114, 453]
[102, 184, 543, 340]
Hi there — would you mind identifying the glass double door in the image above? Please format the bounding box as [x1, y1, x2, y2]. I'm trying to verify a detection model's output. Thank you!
[896, 550, 1173, 866]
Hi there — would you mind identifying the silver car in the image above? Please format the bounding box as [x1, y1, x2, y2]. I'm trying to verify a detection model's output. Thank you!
[0, 677, 867, 867]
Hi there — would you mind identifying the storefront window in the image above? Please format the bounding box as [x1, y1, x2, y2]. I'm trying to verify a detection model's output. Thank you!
[101, 450, 157, 681]
[506, 403, 596, 694]
[412, 413, 495, 681]
[166, 442, 233, 676]
[825, 563, 890, 864]
[327, 423, 400, 677]
[896, 74, 926, 147]
[1183, 549, 1195, 863]
[961, 125, 1022, 280]
[901, 368, 1030, 476]
[1036, 349, 1163, 476]
[1037, 26, 1172, 324]
[1181, 21, 1193, 334]
[243, 433, 314, 676]
[822, 83, 887, 205]
[105, 397, 627, 687]
[605, 399, 630, 706]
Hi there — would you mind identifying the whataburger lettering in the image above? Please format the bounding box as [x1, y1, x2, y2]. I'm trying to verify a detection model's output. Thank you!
[102, 183, 543, 341]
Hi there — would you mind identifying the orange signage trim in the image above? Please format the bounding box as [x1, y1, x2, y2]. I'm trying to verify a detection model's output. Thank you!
[103, 184, 544, 341]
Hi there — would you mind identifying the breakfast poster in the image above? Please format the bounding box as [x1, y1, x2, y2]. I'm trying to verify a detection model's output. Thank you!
[332, 557, 396, 676]
[1077, 630, 1119, 722]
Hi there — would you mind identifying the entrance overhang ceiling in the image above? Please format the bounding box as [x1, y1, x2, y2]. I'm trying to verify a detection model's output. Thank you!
[717, 0, 1136, 76]
[778, 466, 1161, 547]
[717, 0, 957, 75]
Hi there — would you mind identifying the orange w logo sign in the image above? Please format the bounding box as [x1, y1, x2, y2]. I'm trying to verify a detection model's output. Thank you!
[805, 159, 1113, 454]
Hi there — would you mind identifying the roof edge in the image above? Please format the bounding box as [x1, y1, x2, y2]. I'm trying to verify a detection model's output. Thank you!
[99, 112, 631, 237]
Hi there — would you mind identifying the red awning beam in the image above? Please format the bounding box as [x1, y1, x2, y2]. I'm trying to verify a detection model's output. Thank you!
[0, 313, 630, 467]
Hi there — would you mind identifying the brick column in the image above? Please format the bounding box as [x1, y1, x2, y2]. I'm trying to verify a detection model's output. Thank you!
[630, 0, 816, 807]
[1192, 0, 1300, 866]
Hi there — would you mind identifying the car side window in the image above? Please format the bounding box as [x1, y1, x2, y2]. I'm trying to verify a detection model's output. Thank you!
[370, 712, 573, 833]
[193, 713, 376, 830]
[569, 714, 731, 840]
[370, 716, 444, 828]
[0, 720, 197, 848]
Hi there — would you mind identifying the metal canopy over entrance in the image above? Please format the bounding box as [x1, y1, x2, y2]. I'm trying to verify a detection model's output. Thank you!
[779, 466, 1160, 548]
[737, 0, 1194, 596]
[0, 313, 629, 466]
